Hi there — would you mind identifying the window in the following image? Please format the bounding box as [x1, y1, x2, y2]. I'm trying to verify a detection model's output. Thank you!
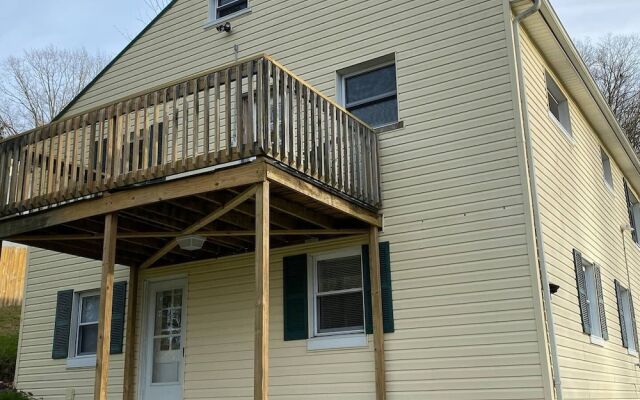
[210, 0, 248, 21]
[339, 56, 398, 128]
[624, 180, 640, 244]
[546, 73, 571, 135]
[616, 281, 638, 354]
[70, 291, 100, 363]
[601, 148, 613, 189]
[311, 249, 365, 337]
[573, 249, 608, 344]
[583, 262, 603, 340]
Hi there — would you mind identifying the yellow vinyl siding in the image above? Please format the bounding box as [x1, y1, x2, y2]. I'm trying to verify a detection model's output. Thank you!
[15, 0, 553, 399]
[14, 247, 129, 400]
[520, 28, 640, 399]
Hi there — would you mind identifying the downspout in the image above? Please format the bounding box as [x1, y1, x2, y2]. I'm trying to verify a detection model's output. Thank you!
[510, 1, 564, 399]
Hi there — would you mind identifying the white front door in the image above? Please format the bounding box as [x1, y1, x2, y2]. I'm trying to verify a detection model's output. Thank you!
[141, 279, 186, 400]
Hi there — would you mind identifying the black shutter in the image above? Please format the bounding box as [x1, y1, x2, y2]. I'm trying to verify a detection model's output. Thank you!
[363, 242, 395, 334]
[615, 280, 628, 348]
[630, 291, 639, 351]
[110, 281, 127, 354]
[624, 180, 638, 243]
[573, 249, 591, 334]
[52, 290, 74, 359]
[593, 265, 608, 340]
[283, 254, 308, 341]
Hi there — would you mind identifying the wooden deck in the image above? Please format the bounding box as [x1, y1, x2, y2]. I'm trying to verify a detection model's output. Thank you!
[0, 54, 381, 219]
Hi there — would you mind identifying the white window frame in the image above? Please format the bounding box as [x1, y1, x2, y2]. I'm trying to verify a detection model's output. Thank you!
[583, 261, 604, 344]
[67, 290, 100, 368]
[306, 248, 368, 350]
[546, 72, 572, 137]
[601, 147, 614, 190]
[619, 286, 638, 355]
[206, 0, 251, 26]
[337, 55, 399, 129]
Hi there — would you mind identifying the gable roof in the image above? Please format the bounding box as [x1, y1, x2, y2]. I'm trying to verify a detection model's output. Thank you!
[53, 0, 178, 122]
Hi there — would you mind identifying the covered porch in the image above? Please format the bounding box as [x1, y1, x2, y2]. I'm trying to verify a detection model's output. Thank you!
[0, 55, 387, 400]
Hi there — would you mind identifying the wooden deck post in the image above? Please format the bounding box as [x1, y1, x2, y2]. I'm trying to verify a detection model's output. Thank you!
[122, 265, 138, 400]
[94, 212, 118, 400]
[254, 181, 270, 400]
[369, 226, 386, 400]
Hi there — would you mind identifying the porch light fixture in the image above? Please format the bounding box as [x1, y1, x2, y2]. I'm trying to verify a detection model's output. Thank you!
[177, 234, 206, 251]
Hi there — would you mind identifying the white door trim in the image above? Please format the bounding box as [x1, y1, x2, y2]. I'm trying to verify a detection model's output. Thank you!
[138, 276, 187, 400]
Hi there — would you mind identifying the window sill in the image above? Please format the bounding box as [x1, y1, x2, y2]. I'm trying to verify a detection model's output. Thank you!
[590, 335, 606, 347]
[373, 121, 404, 134]
[628, 348, 639, 357]
[547, 111, 573, 143]
[66, 355, 96, 369]
[203, 8, 251, 30]
[307, 333, 367, 351]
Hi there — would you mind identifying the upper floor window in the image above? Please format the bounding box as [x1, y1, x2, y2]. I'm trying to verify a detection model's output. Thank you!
[624, 180, 640, 244]
[210, 0, 248, 20]
[601, 148, 613, 189]
[546, 73, 572, 135]
[339, 56, 398, 128]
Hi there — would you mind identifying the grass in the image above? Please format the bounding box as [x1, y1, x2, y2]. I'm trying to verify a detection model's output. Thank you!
[0, 306, 21, 384]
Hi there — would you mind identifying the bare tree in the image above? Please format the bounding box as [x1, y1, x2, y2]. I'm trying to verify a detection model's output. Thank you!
[0, 46, 108, 138]
[577, 34, 640, 151]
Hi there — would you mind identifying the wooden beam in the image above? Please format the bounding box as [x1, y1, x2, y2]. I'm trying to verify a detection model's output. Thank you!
[122, 265, 138, 400]
[10, 229, 368, 242]
[267, 195, 335, 229]
[139, 185, 258, 269]
[368, 226, 386, 400]
[265, 163, 381, 227]
[94, 213, 118, 400]
[0, 161, 267, 238]
[254, 181, 269, 400]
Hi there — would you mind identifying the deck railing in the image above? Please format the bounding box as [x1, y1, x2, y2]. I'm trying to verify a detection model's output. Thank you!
[0, 55, 381, 217]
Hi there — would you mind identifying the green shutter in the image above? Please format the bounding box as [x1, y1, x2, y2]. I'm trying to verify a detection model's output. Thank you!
[573, 249, 591, 334]
[630, 291, 639, 351]
[52, 290, 74, 359]
[363, 242, 395, 334]
[110, 281, 127, 354]
[283, 254, 308, 341]
[593, 265, 608, 340]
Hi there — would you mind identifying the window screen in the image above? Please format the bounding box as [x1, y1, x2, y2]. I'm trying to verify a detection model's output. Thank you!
[315, 254, 364, 334]
[344, 64, 398, 127]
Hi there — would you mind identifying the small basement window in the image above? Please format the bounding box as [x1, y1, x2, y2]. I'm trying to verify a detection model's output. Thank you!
[338, 55, 398, 128]
[601, 148, 613, 189]
[310, 249, 365, 337]
[210, 0, 248, 21]
[546, 73, 571, 135]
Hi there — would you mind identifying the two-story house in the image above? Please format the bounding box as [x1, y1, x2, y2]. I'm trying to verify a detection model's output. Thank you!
[2, 0, 639, 399]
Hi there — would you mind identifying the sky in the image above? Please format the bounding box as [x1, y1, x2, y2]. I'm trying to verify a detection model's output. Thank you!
[0, 1, 639, 61]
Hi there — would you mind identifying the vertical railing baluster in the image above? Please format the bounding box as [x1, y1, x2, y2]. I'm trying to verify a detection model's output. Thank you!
[152, 92, 160, 172]
[330, 105, 336, 187]
[235, 64, 244, 158]
[95, 109, 105, 190]
[323, 99, 330, 184]
[68, 118, 79, 196]
[280, 69, 287, 161]
[192, 79, 199, 166]
[143, 94, 151, 175]
[265, 60, 273, 155]
[213, 72, 221, 162]
[105, 106, 116, 187]
[162, 89, 170, 175]
[295, 81, 302, 171]
[0, 142, 7, 211]
[247, 61, 255, 157]
[122, 100, 131, 182]
[256, 60, 264, 155]
[224, 68, 232, 161]
[112, 104, 123, 185]
[132, 98, 141, 178]
[171, 86, 179, 171]
[203, 75, 211, 162]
